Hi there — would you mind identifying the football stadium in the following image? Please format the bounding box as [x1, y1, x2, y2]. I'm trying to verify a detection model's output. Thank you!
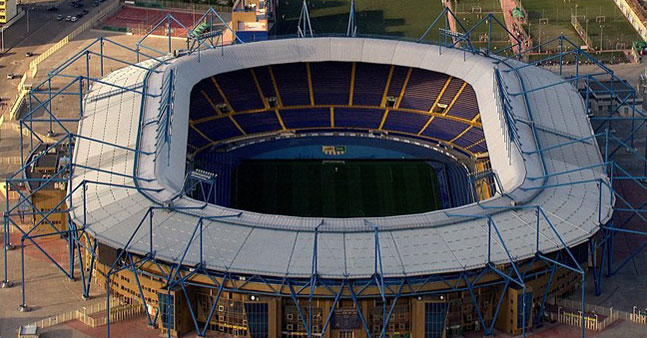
[4, 1, 647, 338]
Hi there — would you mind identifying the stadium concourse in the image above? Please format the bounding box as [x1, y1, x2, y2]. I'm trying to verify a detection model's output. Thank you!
[34, 33, 610, 338]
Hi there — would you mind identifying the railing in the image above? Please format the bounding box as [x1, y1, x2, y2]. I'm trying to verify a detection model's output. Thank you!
[8, 73, 28, 120]
[133, 0, 230, 13]
[25, 298, 146, 329]
[155, 69, 175, 162]
[493, 68, 521, 162]
[631, 307, 647, 325]
[79, 303, 147, 327]
[27, 297, 122, 328]
[570, 15, 593, 50]
[557, 311, 601, 331]
[552, 298, 647, 331]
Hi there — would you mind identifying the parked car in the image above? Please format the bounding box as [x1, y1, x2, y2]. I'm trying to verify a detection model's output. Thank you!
[25, 52, 33, 57]
[71, 16, 78, 22]
[76, 13, 83, 18]
[56, 14, 64, 20]
[6, 73, 15, 80]
[92, 1, 98, 6]
[82, 9, 88, 14]
[47, 5, 58, 11]
[65, 15, 72, 21]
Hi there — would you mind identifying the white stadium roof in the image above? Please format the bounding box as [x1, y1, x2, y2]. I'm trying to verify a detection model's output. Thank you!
[70, 38, 613, 279]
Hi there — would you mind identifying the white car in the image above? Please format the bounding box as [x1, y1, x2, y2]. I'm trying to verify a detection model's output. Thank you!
[71, 16, 78, 22]
[65, 15, 72, 21]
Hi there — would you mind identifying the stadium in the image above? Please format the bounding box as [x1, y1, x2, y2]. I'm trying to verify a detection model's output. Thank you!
[57, 32, 614, 338]
[7, 2, 647, 338]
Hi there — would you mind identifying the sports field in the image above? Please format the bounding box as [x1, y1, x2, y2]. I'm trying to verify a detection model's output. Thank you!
[453, 0, 509, 48]
[232, 160, 442, 218]
[521, 0, 638, 51]
[274, 0, 445, 39]
[274, 0, 515, 53]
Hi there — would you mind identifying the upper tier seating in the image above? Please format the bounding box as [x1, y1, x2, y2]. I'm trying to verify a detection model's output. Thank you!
[188, 62, 487, 155]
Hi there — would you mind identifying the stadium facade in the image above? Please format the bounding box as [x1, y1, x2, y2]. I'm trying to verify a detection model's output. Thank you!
[6, 6, 647, 338]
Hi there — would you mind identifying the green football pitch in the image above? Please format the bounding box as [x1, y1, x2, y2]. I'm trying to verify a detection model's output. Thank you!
[232, 160, 442, 218]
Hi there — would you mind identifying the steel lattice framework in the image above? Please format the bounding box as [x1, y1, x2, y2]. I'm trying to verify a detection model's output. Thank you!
[2, 7, 647, 338]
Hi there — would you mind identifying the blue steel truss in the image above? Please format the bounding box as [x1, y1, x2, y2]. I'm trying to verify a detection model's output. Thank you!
[2, 7, 647, 338]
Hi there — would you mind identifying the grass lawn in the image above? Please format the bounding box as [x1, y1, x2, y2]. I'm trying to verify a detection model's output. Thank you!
[232, 160, 442, 217]
[453, 0, 503, 14]
[521, 0, 638, 51]
[274, 0, 445, 39]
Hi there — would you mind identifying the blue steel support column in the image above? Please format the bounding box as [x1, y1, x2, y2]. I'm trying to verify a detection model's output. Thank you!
[489, 278, 510, 334]
[581, 274, 585, 338]
[18, 237, 29, 312]
[47, 76, 54, 136]
[289, 281, 311, 338]
[2, 213, 12, 288]
[308, 222, 321, 338]
[68, 168, 75, 281]
[106, 272, 112, 338]
[348, 280, 372, 337]
[100, 37, 104, 77]
[128, 254, 155, 326]
[85, 51, 90, 92]
[536, 258, 557, 326]
[463, 274, 489, 335]
[379, 280, 404, 338]
[167, 16, 172, 54]
[488, 15, 492, 55]
[559, 35, 564, 76]
[197, 275, 227, 337]
[321, 281, 344, 336]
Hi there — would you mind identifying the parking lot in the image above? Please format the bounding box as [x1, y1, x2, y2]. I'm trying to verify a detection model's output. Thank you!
[0, 0, 118, 118]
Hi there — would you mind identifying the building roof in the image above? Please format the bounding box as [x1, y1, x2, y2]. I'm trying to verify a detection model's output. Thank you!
[69, 38, 613, 279]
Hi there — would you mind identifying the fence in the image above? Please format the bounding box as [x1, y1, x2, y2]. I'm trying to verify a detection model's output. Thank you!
[556, 310, 604, 331]
[631, 307, 647, 324]
[23, 296, 140, 329]
[77, 303, 146, 327]
[570, 15, 594, 49]
[554, 298, 647, 330]
[134, 0, 231, 12]
[8, 73, 28, 120]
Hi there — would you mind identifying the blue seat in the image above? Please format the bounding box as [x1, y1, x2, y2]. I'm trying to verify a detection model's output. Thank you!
[235, 111, 282, 134]
[273, 63, 310, 106]
[382, 110, 429, 134]
[280, 108, 329, 129]
[216, 69, 265, 112]
[353, 63, 390, 106]
[310, 62, 351, 105]
[335, 108, 384, 129]
[423, 118, 468, 141]
[399, 69, 448, 111]
[446, 86, 480, 120]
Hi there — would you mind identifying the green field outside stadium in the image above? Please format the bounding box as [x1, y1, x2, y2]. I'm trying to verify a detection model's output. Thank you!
[232, 160, 442, 218]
